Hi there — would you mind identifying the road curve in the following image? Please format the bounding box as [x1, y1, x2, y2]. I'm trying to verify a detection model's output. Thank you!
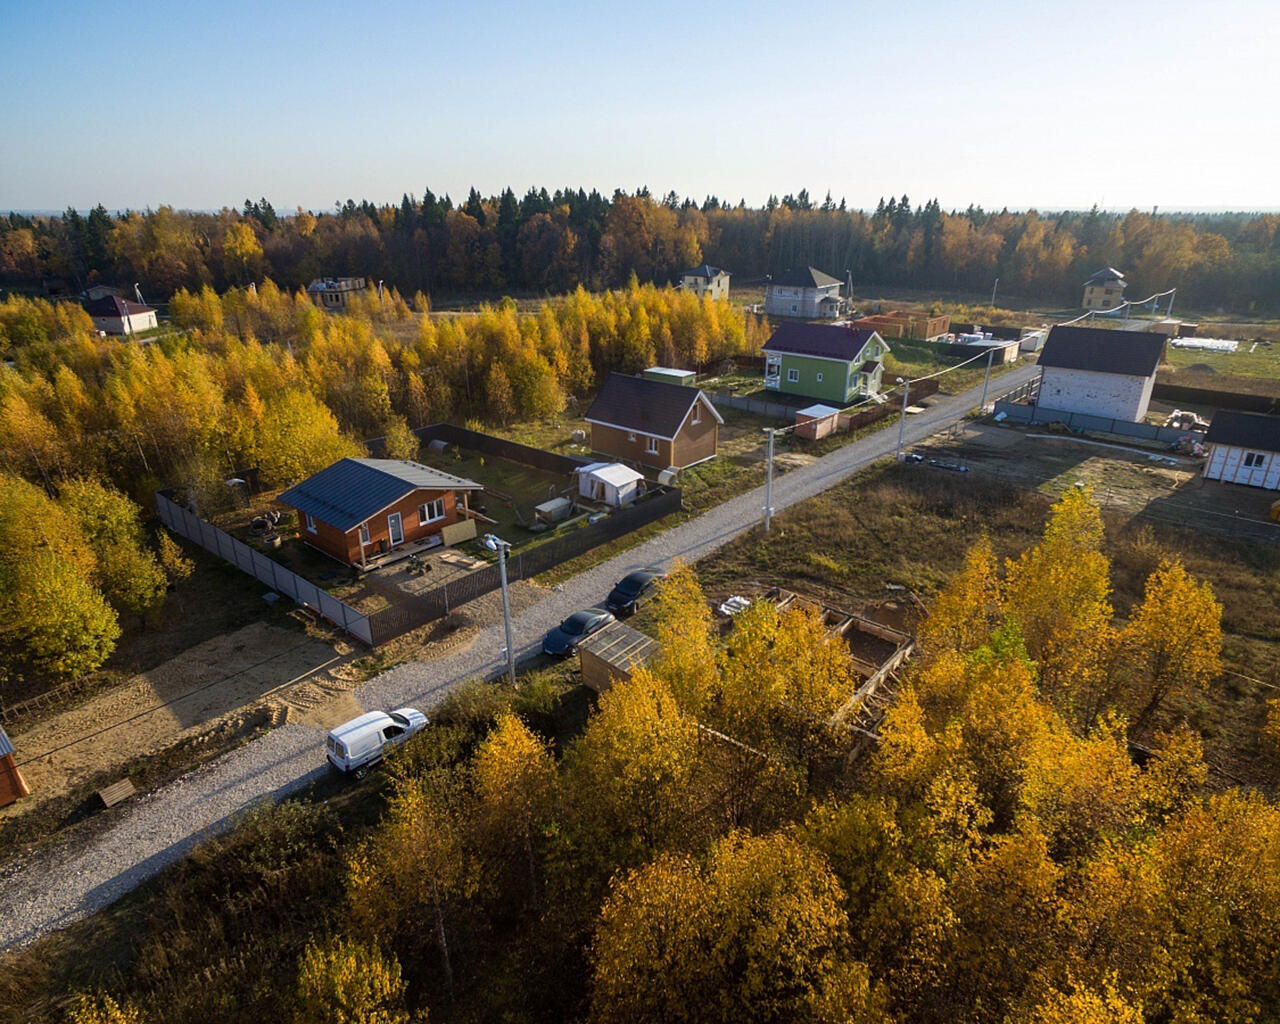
[0, 363, 1038, 952]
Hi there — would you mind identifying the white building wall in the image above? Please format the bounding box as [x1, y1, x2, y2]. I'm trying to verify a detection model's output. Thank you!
[1037, 366, 1154, 422]
[764, 283, 840, 318]
[1203, 444, 1280, 489]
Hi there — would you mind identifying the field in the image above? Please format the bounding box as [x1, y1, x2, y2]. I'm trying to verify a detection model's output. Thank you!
[1163, 339, 1280, 379]
[697, 459, 1280, 787]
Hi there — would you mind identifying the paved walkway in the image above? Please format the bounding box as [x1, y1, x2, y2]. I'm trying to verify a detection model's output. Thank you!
[0, 364, 1038, 952]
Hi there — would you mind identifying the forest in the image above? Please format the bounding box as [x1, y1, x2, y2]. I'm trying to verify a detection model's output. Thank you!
[31, 489, 1280, 1024]
[4, 188, 1280, 311]
[0, 283, 759, 692]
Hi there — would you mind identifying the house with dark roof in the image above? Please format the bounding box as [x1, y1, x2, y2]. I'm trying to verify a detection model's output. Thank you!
[584, 373, 723, 471]
[761, 322, 890, 404]
[1202, 411, 1280, 490]
[278, 458, 483, 566]
[307, 277, 367, 311]
[764, 266, 846, 319]
[1082, 267, 1126, 310]
[1036, 325, 1164, 423]
[82, 295, 157, 335]
[679, 263, 730, 300]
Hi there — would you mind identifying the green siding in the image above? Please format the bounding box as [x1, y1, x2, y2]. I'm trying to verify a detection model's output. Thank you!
[773, 353, 853, 403]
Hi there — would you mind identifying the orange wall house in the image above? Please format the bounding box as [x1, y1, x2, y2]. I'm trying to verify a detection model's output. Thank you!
[279, 458, 482, 567]
[585, 373, 723, 471]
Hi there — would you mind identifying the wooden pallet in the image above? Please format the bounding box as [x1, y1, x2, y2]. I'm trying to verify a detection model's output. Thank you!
[98, 778, 136, 808]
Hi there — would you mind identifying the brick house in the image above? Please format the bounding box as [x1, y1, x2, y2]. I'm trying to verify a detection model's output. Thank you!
[585, 373, 723, 471]
[1036, 326, 1165, 423]
[278, 458, 483, 567]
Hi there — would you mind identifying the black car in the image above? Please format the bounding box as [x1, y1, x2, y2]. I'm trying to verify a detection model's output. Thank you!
[605, 567, 668, 617]
[542, 607, 616, 656]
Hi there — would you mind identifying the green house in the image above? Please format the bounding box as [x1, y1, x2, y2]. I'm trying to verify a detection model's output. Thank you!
[762, 323, 890, 404]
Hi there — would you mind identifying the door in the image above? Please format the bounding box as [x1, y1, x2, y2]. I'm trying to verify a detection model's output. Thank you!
[387, 511, 403, 546]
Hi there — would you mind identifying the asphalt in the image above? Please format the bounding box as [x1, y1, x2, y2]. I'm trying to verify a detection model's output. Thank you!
[0, 362, 1038, 953]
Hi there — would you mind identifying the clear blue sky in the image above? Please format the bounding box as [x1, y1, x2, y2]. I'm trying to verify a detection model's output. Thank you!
[2, 0, 1276, 213]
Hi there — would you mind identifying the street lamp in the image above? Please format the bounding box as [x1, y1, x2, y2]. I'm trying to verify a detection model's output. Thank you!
[895, 376, 909, 461]
[483, 533, 517, 687]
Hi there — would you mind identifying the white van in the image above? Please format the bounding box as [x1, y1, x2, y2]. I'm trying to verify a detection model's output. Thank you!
[325, 707, 428, 778]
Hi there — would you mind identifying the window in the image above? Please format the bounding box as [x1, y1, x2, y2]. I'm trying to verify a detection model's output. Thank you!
[305, 512, 316, 533]
[646, 436, 659, 454]
[383, 725, 404, 740]
[787, 368, 799, 383]
[1244, 451, 1267, 467]
[359, 523, 371, 544]
[816, 372, 824, 383]
[419, 498, 445, 523]
[691, 404, 701, 425]
[627, 431, 637, 441]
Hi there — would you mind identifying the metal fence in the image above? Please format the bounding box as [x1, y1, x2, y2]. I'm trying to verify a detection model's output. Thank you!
[155, 491, 374, 644]
[993, 400, 1201, 444]
[366, 486, 683, 643]
[1152, 381, 1280, 415]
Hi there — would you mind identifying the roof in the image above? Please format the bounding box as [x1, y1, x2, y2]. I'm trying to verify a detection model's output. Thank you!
[795, 404, 841, 419]
[306, 277, 366, 293]
[1205, 411, 1280, 454]
[328, 711, 393, 740]
[585, 373, 723, 439]
[644, 366, 696, 379]
[0, 724, 12, 759]
[581, 462, 645, 487]
[681, 263, 728, 279]
[82, 295, 154, 317]
[1038, 326, 1164, 378]
[762, 322, 882, 363]
[578, 619, 661, 669]
[769, 266, 842, 289]
[278, 457, 482, 533]
[1084, 266, 1126, 286]
[859, 360, 882, 375]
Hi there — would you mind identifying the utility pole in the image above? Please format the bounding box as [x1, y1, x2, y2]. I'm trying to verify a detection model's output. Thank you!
[979, 347, 994, 413]
[763, 427, 775, 533]
[895, 377, 909, 460]
[990, 277, 999, 307]
[484, 534, 517, 687]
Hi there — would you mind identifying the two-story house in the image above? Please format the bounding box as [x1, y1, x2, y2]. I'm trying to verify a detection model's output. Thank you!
[679, 264, 731, 300]
[307, 277, 367, 312]
[1036, 325, 1164, 423]
[585, 373, 722, 471]
[764, 266, 845, 319]
[762, 322, 889, 404]
[1082, 267, 1126, 310]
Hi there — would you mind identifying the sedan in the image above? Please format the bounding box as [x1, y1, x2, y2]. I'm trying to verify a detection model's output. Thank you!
[605, 567, 668, 617]
[543, 607, 616, 656]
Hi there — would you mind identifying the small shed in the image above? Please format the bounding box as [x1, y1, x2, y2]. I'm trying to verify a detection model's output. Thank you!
[794, 403, 842, 440]
[534, 496, 574, 524]
[578, 621, 661, 693]
[642, 366, 696, 386]
[0, 725, 30, 807]
[577, 462, 644, 507]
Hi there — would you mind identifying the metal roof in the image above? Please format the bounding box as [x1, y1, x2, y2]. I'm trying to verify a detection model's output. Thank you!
[762, 322, 883, 363]
[278, 458, 481, 533]
[582, 462, 645, 487]
[585, 373, 723, 439]
[1205, 411, 1280, 454]
[769, 265, 842, 289]
[578, 619, 661, 669]
[1084, 266, 1126, 286]
[82, 295, 154, 317]
[0, 725, 13, 759]
[681, 263, 728, 279]
[1039, 326, 1164, 378]
[796, 404, 841, 418]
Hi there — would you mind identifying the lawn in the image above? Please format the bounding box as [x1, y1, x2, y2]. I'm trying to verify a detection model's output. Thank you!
[1163, 339, 1280, 380]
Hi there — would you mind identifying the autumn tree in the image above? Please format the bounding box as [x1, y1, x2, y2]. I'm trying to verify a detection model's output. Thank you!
[590, 832, 882, 1024]
[646, 560, 718, 716]
[66, 994, 147, 1024]
[59, 478, 167, 614]
[256, 389, 361, 485]
[293, 937, 412, 1024]
[920, 533, 1002, 656]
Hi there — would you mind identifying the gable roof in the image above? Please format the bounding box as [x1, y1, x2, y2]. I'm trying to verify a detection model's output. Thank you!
[1084, 266, 1126, 286]
[584, 373, 723, 440]
[682, 263, 728, 279]
[762, 322, 884, 363]
[1205, 411, 1280, 454]
[0, 724, 12, 759]
[278, 457, 482, 533]
[769, 266, 842, 289]
[1039, 326, 1164, 378]
[82, 295, 154, 317]
[580, 462, 645, 487]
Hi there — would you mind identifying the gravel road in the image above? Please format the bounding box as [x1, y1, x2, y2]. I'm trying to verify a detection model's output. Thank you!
[0, 364, 1038, 953]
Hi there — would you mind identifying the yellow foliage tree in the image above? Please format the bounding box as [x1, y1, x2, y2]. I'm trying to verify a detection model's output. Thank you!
[647, 560, 717, 717]
[293, 937, 412, 1024]
[920, 533, 1002, 657]
[67, 994, 147, 1024]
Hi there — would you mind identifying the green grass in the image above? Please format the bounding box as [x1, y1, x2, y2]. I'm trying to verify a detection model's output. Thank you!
[417, 449, 572, 546]
[1163, 340, 1280, 380]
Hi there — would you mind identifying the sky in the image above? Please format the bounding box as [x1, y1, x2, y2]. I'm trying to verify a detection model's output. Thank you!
[2, 0, 1278, 214]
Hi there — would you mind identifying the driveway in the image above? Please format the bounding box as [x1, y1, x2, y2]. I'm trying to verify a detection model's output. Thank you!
[0, 363, 1039, 952]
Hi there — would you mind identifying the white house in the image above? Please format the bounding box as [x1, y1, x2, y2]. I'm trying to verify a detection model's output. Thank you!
[1036, 325, 1165, 423]
[764, 266, 845, 319]
[577, 462, 645, 507]
[679, 264, 730, 300]
[1202, 411, 1280, 489]
[82, 295, 158, 335]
